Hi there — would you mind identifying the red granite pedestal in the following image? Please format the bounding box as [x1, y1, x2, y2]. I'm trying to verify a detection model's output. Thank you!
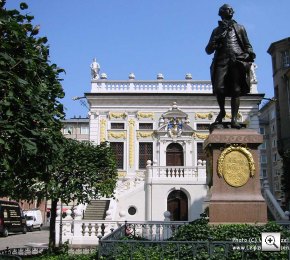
[203, 128, 267, 224]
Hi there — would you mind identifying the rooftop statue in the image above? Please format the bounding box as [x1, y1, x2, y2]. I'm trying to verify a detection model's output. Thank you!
[90, 58, 100, 79]
[205, 4, 255, 129]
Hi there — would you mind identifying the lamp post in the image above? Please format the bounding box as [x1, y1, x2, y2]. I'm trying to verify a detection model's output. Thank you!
[59, 200, 63, 246]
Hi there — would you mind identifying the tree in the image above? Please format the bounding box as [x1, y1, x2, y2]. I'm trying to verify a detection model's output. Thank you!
[34, 138, 118, 249]
[0, 1, 65, 199]
[0, 2, 118, 250]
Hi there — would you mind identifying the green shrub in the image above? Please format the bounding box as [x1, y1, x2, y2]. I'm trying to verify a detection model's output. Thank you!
[170, 220, 290, 259]
[98, 220, 290, 260]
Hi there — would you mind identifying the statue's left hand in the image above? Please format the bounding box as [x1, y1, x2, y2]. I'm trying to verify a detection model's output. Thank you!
[249, 52, 256, 61]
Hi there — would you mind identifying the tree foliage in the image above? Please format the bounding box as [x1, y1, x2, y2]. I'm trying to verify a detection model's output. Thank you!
[0, 2, 118, 249]
[0, 1, 65, 198]
[39, 137, 118, 249]
[39, 138, 118, 205]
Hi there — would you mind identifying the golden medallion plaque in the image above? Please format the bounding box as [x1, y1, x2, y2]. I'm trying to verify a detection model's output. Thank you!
[217, 145, 255, 187]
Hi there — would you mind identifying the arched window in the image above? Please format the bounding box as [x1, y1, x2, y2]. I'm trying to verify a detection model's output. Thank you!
[166, 143, 184, 166]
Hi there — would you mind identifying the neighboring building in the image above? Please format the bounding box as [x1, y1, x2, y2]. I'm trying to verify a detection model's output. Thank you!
[61, 117, 90, 141]
[81, 63, 263, 222]
[259, 99, 283, 206]
[268, 37, 290, 208]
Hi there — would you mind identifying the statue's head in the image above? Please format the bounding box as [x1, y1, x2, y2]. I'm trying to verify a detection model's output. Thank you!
[218, 4, 234, 19]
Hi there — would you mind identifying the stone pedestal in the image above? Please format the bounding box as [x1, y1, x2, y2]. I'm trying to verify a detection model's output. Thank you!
[204, 128, 267, 223]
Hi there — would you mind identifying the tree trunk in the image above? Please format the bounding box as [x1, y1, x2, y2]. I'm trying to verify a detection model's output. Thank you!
[49, 198, 58, 250]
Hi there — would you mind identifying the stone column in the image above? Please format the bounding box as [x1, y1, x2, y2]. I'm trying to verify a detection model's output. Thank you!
[204, 128, 267, 223]
[145, 160, 152, 221]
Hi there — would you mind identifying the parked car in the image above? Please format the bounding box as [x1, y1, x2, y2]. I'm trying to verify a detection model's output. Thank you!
[0, 200, 27, 237]
[23, 209, 43, 231]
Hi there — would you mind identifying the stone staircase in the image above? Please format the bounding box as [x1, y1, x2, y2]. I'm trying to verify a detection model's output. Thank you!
[263, 180, 289, 221]
[83, 200, 110, 220]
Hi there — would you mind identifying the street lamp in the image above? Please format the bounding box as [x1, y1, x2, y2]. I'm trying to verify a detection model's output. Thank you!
[72, 96, 89, 109]
[262, 97, 277, 102]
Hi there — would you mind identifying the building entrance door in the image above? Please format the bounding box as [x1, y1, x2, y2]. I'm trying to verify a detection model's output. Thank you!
[167, 190, 188, 221]
[166, 143, 184, 166]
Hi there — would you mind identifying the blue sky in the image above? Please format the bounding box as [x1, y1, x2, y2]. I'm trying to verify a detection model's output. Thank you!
[6, 1, 290, 119]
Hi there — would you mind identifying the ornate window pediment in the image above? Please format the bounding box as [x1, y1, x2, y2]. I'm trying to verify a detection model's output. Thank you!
[156, 102, 193, 138]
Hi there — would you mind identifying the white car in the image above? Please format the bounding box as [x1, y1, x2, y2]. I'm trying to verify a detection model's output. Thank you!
[24, 209, 43, 232]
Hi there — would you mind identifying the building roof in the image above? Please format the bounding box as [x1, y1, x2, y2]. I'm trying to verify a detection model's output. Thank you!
[267, 37, 290, 54]
[61, 118, 89, 123]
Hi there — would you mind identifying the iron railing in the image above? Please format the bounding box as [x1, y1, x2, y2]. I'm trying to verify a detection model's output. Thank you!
[98, 222, 290, 259]
[0, 246, 96, 257]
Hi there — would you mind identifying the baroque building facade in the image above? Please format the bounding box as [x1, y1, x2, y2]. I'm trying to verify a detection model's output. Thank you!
[80, 62, 263, 222]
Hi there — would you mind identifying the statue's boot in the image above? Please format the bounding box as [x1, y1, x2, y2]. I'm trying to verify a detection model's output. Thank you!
[215, 94, 226, 124]
[231, 117, 241, 129]
[215, 110, 226, 124]
[231, 97, 241, 129]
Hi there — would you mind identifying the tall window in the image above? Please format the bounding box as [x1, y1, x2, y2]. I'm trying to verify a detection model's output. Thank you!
[262, 169, 267, 178]
[166, 143, 184, 166]
[197, 143, 206, 161]
[270, 110, 276, 120]
[260, 155, 267, 163]
[259, 127, 265, 135]
[281, 50, 290, 68]
[259, 142, 266, 149]
[139, 142, 153, 169]
[110, 142, 124, 169]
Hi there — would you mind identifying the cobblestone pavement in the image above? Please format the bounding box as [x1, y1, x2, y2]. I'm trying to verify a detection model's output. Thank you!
[0, 227, 49, 250]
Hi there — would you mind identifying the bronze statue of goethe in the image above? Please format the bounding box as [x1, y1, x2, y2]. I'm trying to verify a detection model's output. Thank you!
[205, 4, 255, 129]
